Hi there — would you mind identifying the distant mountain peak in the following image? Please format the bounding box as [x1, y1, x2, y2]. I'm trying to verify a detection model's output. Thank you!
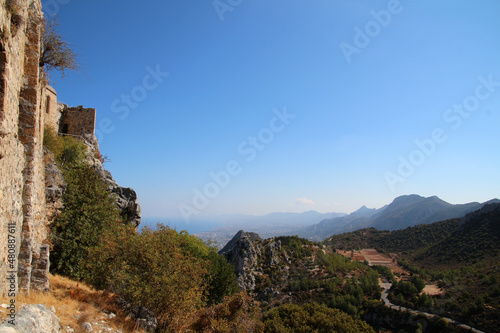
[353, 205, 369, 213]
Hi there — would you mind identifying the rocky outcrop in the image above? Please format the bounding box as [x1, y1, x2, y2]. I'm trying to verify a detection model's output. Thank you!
[0, 304, 62, 333]
[219, 231, 263, 291]
[82, 134, 141, 227]
[267, 240, 281, 267]
[220, 231, 291, 301]
[115, 297, 158, 332]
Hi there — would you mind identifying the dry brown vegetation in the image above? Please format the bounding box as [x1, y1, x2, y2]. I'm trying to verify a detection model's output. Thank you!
[0, 274, 146, 333]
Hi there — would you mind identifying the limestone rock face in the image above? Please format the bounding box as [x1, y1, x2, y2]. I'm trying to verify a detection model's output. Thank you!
[102, 170, 141, 228]
[267, 240, 281, 267]
[219, 230, 263, 291]
[0, 304, 62, 333]
[82, 134, 141, 227]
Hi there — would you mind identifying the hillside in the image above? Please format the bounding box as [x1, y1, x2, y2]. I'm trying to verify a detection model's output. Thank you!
[323, 203, 500, 333]
[326, 203, 500, 266]
[416, 203, 500, 265]
[219, 231, 469, 332]
[325, 218, 461, 255]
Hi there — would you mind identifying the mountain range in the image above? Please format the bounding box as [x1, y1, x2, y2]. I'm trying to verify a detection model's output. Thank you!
[294, 194, 499, 241]
[195, 194, 498, 247]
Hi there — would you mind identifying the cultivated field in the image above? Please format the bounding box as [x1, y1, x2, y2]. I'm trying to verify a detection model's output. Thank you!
[337, 248, 409, 276]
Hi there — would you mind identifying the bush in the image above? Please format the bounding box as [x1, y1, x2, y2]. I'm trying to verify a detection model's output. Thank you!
[43, 126, 64, 157]
[188, 292, 264, 332]
[262, 303, 375, 333]
[411, 275, 426, 293]
[87, 224, 238, 331]
[50, 164, 119, 281]
[43, 127, 87, 167]
[205, 250, 239, 305]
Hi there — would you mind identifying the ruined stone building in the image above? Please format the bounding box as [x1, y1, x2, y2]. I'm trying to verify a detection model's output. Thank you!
[1, 0, 141, 296]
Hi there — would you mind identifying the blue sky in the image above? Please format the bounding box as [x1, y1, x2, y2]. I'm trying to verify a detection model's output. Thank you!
[46, 0, 500, 221]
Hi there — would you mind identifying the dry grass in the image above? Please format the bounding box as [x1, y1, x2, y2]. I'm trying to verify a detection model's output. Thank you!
[0, 274, 146, 333]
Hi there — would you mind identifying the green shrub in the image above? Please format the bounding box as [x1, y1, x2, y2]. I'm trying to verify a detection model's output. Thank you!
[262, 302, 375, 333]
[43, 126, 64, 157]
[59, 135, 87, 167]
[87, 224, 238, 331]
[50, 164, 119, 281]
[205, 250, 239, 305]
[43, 127, 87, 167]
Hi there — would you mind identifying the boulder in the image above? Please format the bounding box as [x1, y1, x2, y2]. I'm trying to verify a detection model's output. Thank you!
[0, 304, 62, 333]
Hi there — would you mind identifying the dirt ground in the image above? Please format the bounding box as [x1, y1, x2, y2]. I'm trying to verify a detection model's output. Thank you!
[422, 284, 444, 296]
[337, 248, 409, 276]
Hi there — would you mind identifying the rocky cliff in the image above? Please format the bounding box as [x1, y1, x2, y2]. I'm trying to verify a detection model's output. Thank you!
[82, 134, 141, 227]
[219, 231, 289, 300]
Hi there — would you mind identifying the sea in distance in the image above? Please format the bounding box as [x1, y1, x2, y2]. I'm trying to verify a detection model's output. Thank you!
[138, 217, 222, 235]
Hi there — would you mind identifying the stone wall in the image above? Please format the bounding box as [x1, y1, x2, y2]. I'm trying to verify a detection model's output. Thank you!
[41, 85, 60, 133]
[0, 0, 49, 295]
[59, 105, 95, 137]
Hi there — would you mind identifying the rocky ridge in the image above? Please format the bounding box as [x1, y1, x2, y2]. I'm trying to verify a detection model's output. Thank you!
[42, 134, 142, 228]
[82, 134, 141, 227]
[219, 231, 291, 300]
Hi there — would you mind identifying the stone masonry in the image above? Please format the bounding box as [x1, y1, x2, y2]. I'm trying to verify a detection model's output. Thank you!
[58, 105, 95, 137]
[0, 0, 141, 296]
[0, 0, 49, 294]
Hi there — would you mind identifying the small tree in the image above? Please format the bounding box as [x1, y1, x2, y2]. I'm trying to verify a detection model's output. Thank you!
[40, 17, 79, 77]
[50, 164, 120, 281]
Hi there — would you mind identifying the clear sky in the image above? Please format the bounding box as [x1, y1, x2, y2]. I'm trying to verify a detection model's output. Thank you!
[46, 0, 500, 222]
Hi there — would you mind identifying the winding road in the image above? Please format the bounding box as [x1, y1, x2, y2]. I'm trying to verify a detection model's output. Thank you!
[380, 280, 485, 333]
